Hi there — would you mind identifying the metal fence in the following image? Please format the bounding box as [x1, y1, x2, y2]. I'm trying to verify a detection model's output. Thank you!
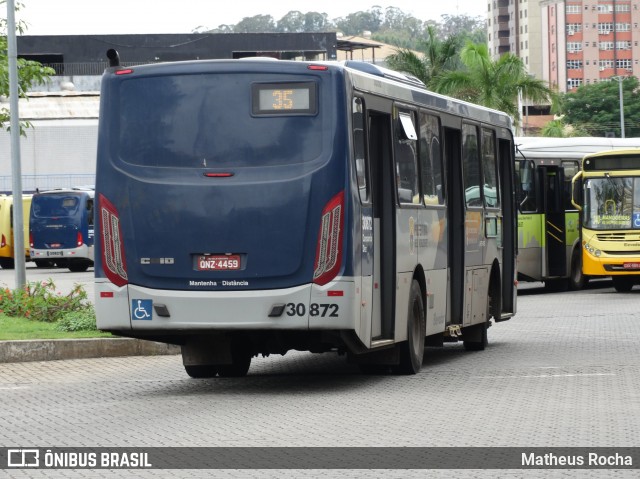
[44, 61, 159, 76]
[0, 175, 95, 194]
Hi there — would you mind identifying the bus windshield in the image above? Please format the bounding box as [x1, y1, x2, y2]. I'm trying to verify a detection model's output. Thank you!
[584, 177, 640, 230]
[31, 196, 79, 218]
[117, 74, 323, 168]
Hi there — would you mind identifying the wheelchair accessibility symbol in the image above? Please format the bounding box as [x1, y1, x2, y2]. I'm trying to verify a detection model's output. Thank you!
[634, 212, 640, 228]
[132, 299, 153, 320]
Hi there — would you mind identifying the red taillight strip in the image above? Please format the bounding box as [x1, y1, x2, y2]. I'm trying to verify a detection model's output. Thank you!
[99, 194, 128, 286]
[204, 172, 234, 177]
[313, 191, 345, 285]
[115, 69, 134, 75]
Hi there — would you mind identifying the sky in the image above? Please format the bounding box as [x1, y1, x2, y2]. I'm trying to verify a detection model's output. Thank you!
[16, 1, 486, 35]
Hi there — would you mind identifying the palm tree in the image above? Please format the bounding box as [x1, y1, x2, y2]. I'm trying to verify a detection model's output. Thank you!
[385, 25, 461, 89]
[432, 42, 556, 127]
[541, 118, 589, 137]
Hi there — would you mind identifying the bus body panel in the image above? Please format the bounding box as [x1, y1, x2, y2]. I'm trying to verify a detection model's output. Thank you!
[96, 63, 349, 292]
[97, 278, 357, 330]
[581, 229, 640, 276]
[0, 195, 32, 266]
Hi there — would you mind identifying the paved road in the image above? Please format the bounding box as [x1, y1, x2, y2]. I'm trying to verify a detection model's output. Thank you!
[0, 278, 638, 477]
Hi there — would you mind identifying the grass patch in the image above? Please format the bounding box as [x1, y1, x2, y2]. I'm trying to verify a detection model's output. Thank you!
[0, 314, 112, 340]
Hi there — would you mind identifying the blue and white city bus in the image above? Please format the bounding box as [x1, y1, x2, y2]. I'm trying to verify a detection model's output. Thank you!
[29, 188, 95, 272]
[95, 51, 517, 377]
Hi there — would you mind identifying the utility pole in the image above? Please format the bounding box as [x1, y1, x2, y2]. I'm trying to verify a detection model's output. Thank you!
[611, 76, 625, 139]
[7, 0, 27, 288]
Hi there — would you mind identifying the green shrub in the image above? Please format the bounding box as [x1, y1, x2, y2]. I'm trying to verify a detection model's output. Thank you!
[0, 279, 90, 323]
[56, 307, 98, 332]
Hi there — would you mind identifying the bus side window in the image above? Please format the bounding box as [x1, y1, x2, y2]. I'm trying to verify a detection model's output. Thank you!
[562, 161, 579, 210]
[395, 111, 419, 205]
[419, 111, 444, 205]
[481, 128, 500, 208]
[462, 124, 482, 207]
[87, 199, 94, 225]
[517, 160, 537, 212]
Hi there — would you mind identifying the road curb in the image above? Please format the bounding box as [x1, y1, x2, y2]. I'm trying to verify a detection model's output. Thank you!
[0, 338, 180, 363]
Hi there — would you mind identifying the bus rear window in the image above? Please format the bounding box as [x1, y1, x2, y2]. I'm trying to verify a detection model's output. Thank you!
[117, 74, 323, 168]
[32, 196, 79, 217]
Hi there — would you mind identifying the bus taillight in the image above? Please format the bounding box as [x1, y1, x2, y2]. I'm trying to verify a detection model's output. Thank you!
[99, 194, 128, 287]
[77, 231, 84, 247]
[313, 191, 345, 286]
[29, 232, 33, 248]
[1, 234, 5, 248]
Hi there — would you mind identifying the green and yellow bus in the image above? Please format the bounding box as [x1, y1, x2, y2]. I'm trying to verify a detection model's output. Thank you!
[515, 137, 639, 291]
[571, 149, 640, 292]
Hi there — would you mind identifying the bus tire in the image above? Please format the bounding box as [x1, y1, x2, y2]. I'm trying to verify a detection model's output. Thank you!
[34, 259, 55, 268]
[217, 350, 252, 378]
[544, 278, 569, 292]
[612, 276, 635, 293]
[394, 280, 425, 375]
[184, 365, 219, 378]
[68, 260, 91, 273]
[569, 248, 587, 290]
[464, 288, 490, 351]
[0, 258, 15, 269]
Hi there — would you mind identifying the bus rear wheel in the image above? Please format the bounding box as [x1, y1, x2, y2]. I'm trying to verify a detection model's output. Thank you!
[393, 280, 425, 375]
[184, 365, 219, 378]
[68, 260, 92, 272]
[463, 285, 490, 351]
[612, 276, 635, 293]
[217, 352, 252, 378]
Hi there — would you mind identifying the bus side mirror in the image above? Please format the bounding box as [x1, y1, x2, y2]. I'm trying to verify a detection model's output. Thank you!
[571, 170, 583, 211]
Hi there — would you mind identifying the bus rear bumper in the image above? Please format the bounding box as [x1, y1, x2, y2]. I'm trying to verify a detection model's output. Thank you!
[30, 245, 93, 261]
[95, 278, 358, 333]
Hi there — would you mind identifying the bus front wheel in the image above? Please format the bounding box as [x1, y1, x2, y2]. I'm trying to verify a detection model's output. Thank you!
[393, 280, 425, 375]
[612, 276, 635, 293]
[569, 249, 587, 290]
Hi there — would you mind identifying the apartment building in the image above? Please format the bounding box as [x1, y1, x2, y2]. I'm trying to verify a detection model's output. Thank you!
[490, 1, 640, 93]
[488, 0, 544, 82]
[543, 0, 639, 92]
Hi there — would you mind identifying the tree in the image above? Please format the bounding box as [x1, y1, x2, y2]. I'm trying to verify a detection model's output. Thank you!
[432, 42, 555, 124]
[438, 14, 487, 44]
[303, 12, 331, 32]
[559, 77, 640, 137]
[1, 0, 55, 131]
[335, 10, 382, 35]
[540, 118, 589, 137]
[385, 26, 462, 89]
[233, 15, 277, 33]
[277, 11, 305, 33]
